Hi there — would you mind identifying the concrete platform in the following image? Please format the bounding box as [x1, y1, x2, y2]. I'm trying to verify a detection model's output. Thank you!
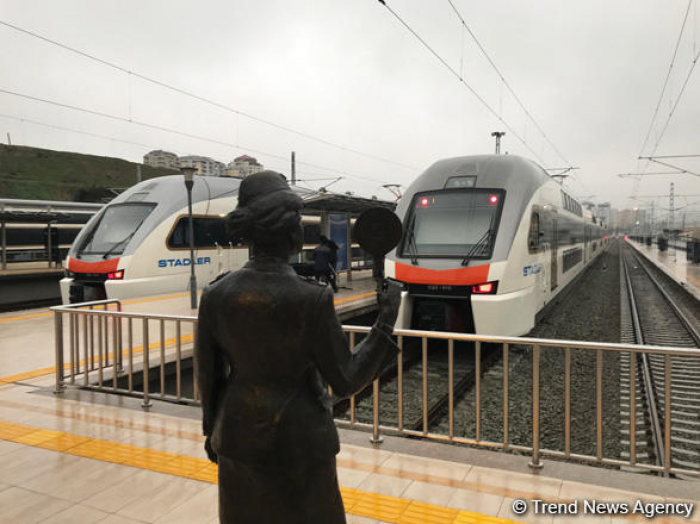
[0, 271, 377, 383]
[2, 269, 699, 524]
[627, 239, 700, 301]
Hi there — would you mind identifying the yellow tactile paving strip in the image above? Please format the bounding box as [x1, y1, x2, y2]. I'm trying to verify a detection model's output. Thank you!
[0, 420, 520, 524]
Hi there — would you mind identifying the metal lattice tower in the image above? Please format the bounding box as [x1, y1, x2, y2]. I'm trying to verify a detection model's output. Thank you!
[669, 182, 675, 236]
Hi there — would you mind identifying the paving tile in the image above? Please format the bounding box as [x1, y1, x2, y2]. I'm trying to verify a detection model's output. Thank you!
[338, 465, 372, 489]
[50, 461, 138, 502]
[338, 444, 394, 468]
[445, 487, 504, 517]
[466, 466, 563, 499]
[357, 472, 413, 499]
[37, 504, 108, 524]
[95, 515, 149, 524]
[382, 452, 472, 484]
[0, 486, 73, 524]
[0, 446, 75, 485]
[346, 515, 383, 523]
[18, 455, 105, 494]
[0, 439, 22, 455]
[152, 484, 218, 524]
[402, 480, 459, 507]
[117, 475, 209, 523]
[82, 469, 176, 513]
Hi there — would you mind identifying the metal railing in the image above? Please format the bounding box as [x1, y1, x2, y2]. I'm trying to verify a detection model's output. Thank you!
[52, 300, 198, 407]
[52, 300, 700, 476]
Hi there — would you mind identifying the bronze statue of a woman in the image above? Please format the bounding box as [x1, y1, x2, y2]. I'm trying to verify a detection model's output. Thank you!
[194, 170, 400, 523]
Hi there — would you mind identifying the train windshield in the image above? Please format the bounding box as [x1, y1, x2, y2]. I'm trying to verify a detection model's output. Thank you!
[402, 190, 504, 258]
[78, 203, 156, 256]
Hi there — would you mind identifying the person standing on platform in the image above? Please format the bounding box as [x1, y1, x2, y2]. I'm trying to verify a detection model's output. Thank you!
[313, 235, 338, 292]
[194, 171, 401, 524]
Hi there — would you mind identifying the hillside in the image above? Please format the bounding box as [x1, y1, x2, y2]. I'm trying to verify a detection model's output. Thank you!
[0, 144, 178, 202]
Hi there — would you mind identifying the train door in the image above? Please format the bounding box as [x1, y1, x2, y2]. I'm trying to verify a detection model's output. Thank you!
[550, 212, 558, 291]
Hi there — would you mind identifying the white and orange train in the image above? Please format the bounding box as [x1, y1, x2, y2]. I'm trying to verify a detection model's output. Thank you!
[385, 155, 608, 336]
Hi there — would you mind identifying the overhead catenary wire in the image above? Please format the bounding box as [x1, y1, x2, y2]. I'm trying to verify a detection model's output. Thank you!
[376, 1, 548, 167]
[0, 19, 419, 173]
[444, 0, 574, 169]
[647, 45, 700, 158]
[0, 88, 390, 187]
[637, 0, 695, 160]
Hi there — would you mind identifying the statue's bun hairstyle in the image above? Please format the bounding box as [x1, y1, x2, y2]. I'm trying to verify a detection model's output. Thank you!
[225, 171, 303, 249]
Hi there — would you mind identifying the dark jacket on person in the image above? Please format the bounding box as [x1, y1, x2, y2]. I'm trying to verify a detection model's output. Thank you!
[195, 256, 397, 469]
[313, 243, 334, 274]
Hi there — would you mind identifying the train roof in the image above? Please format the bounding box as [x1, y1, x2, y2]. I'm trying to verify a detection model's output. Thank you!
[403, 154, 549, 196]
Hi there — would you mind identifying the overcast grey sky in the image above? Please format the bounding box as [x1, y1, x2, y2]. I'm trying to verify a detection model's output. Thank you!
[0, 0, 698, 216]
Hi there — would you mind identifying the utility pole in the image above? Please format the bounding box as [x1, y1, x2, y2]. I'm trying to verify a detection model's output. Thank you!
[291, 151, 296, 185]
[669, 182, 675, 237]
[6, 133, 11, 146]
[491, 131, 505, 154]
[137, 164, 142, 184]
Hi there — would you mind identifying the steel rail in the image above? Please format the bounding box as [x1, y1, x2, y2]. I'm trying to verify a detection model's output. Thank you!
[408, 342, 500, 433]
[622, 251, 665, 471]
[628, 249, 700, 347]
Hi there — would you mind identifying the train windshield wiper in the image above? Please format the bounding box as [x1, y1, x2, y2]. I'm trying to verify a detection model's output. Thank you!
[460, 229, 493, 266]
[101, 217, 148, 259]
[405, 214, 419, 265]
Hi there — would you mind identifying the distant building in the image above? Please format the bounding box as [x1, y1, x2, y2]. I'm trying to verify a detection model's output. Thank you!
[143, 150, 179, 170]
[225, 155, 263, 178]
[179, 155, 226, 177]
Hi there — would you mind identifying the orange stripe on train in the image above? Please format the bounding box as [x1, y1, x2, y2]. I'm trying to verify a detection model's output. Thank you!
[394, 262, 490, 286]
[67, 257, 120, 274]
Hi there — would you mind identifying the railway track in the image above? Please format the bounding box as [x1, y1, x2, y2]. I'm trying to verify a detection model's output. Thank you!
[620, 244, 700, 474]
[334, 338, 490, 432]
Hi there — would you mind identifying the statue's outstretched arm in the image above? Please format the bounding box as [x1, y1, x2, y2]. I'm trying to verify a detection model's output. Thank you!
[311, 283, 400, 398]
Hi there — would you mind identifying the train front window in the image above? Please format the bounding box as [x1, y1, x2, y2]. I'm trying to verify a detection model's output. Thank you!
[402, 190, 504, 258]
[79, 203, 156, 255]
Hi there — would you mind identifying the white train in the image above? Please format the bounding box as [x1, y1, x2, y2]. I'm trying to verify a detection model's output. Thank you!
[60, 176, 330, 303]
[385, 155, 608, 336]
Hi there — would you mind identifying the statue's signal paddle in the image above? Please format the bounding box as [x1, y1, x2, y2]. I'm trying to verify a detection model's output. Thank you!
[352, 207, 403, 290]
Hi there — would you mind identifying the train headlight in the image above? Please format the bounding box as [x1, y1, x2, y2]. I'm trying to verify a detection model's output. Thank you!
[471, 281, 498, 294]
[106, 270, 125, 280]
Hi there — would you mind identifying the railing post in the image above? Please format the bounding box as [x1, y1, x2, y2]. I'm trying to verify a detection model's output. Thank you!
[370, 378, 383, 444]
[596, 349, 603, 462]
[349, 332, 356, 424]
[629, 351, 636, 466]
[448, 339, 454, 440]
[502, 343, 509, 448]
[422, 336, 428, 435]
[664, 355, 672, 475]
[68, 313, 76, 384]
[142, 318, 151, 408]
[475, 341, 481, 442]
[397, 335, 404, 432]
[54, 311, 64, 394]
[116, 302, 123, 372]
[565, 348, 571, 457]
[529, 344, 543, 469]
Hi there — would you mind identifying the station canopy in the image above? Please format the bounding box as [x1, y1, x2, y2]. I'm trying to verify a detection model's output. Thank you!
[300, 190, 396, 215]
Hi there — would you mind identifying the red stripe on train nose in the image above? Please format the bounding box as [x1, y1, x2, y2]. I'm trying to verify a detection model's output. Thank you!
[67, 257, 121, 274]
[394, 262, 490, 286]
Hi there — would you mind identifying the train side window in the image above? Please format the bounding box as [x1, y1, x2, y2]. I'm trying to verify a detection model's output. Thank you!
[528, 212, 541, 253]
[167, 217, 244, 249]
